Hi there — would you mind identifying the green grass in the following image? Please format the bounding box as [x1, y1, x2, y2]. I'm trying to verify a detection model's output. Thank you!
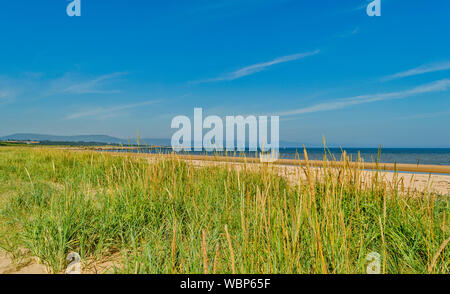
[0, 147, 448, 274]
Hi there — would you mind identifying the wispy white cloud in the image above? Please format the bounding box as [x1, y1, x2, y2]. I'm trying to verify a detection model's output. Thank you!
[66, 99, 162, 120]
[383, 62, 450, 81]
[352, 0, 373, 11]
[0, 90, 12, 106]
[192, 50, 320, 84]
[0, 72, 130, 107]
[277, 79, 450, 116]
[48, 72, 128, 95]
[352, 0, 388, 12]
[0, 90, 12, 100]
[336, 27, 359, 38]
[65, 72, 126, 94]
[0, 76, 24, 104]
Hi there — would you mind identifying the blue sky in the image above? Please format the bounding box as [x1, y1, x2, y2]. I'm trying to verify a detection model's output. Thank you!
[0, 0, 449, 147]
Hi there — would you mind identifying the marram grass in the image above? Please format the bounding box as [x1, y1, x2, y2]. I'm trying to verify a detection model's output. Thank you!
[0, 147, 448, 274]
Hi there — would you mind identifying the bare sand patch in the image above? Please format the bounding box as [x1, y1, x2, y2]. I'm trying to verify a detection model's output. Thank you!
[0, 250, 47, 274]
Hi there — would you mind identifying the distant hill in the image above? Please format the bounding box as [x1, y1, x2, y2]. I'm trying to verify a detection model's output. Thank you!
[0, 133, 317, 148]
[0, 133, 171, 146]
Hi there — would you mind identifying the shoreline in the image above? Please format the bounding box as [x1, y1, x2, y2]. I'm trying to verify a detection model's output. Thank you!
[59, 148, 450, 195]
[155, 154, 450, 196]
[80, 148, 450, 174]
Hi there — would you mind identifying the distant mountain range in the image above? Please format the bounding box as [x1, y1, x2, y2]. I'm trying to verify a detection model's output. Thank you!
[0, 133, 315, 148]
[0, 133, 171, 146]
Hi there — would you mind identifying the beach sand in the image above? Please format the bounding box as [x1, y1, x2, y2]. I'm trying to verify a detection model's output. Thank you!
[123, 153, 449, 196]
[0, 250, 119, 274]
[0, 251, 47, 274]
[74, 149, 449, 195]
[183, 158, 450, 196]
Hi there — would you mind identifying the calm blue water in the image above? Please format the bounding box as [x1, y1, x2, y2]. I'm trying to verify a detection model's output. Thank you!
[104, 148, 450, 166]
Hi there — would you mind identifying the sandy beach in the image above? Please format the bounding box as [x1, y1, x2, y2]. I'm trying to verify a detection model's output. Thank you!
[184, 157, 450, 196]
[98, 151, 450, 196]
